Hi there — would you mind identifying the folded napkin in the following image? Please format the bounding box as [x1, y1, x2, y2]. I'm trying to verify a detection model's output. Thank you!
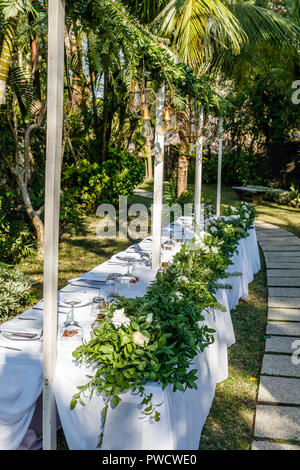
[116, 251, 141, 261]
[80, 272, 108, 282]
[0, 319, 42, 337]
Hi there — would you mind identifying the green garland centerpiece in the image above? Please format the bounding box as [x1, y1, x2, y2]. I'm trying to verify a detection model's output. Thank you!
[71, 202, 256, 447]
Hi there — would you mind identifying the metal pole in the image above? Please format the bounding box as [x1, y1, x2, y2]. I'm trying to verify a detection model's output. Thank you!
[216, 116, 223, 217]
[194, 108, 204, 229]
[43, 0, 65, 450]
[151, 83, 165, 271]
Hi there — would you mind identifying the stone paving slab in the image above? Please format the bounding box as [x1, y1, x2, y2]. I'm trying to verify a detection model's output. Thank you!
[267, 321, 300, 336]
[261, 245, 300, 252]
[269, 297, 300, 308]
[252, 441, 300, 450]
[258, 376, 300, 405]
[261, 354, 300, 377]
[267, 269, 300, 277]
[253, 405, 300, 440]
[256, 232, 296, 238]
[259, 239, 300, 246]
[268, 308, 300, 321]
[133, 189, 153, 199]
[267, 278, 300, 287]
[265, 336, 297, 354]
[266, 263, 300, 269]
[269, 287, 300, 297]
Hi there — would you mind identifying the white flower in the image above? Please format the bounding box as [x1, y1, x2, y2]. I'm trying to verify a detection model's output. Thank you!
[146, 313, 153, 324]
[210, 226, 217, 234]
[132, 331, 149, 347]
[175, 291, 183, 300]
[211, 246, 219, 254]
[244, 213, 249, 219]
[111, 308, 131, 329]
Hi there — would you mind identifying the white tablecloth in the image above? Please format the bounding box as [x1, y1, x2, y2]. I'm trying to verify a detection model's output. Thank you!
[0, 226, 260, 450]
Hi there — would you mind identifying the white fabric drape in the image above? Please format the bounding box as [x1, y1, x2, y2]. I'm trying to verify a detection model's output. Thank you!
[0, 227, 260, 450]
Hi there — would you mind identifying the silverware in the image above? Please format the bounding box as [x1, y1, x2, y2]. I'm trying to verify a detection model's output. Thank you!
[18, 317, 38, 321]
[0, 330, 39, 339]
[0, 345, 22, 351]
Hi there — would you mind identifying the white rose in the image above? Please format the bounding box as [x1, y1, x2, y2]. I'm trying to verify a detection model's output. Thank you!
[111, 308, 131, 329]
[132, 331, 149, 347]
[211, 246, 219, 254]
[146, 313, 153, 324]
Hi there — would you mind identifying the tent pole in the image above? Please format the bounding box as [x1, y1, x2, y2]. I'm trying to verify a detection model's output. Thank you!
[42, 0, 65, 450]
[194, 108, 204, 229]
[151, 83, 165, 271]
[216, 116, 223, 217]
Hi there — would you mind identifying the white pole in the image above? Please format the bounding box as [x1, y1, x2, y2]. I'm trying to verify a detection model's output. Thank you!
[43, 0, 65, 450]
[216, 116, 223, 217]
[151, 83, 165, 271]
[194, 108, 204, 229]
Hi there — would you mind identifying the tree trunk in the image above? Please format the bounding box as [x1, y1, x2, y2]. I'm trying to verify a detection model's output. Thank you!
[177, 153, 189, 198]
[0, 17, 18, 106]
[29, 13, 41, 99]
[11, 165, 45, 256]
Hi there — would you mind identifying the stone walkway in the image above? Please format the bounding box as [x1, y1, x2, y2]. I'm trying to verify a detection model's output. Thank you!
[252, 220, 300, 450]
[133, 188, 154, 199]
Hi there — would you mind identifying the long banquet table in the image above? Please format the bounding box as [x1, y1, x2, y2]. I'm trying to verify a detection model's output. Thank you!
[0, 221, 260, 450]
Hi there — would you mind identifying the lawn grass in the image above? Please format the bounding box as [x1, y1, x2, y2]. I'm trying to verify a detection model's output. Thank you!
[199, 249, 267, 450]
[13, 183, 299, 450]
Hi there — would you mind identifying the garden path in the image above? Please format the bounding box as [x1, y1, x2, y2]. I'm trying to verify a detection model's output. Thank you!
[252, 221, 300, 450]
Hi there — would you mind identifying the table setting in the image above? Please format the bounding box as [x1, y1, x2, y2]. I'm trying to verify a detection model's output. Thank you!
[0, 207, 260, 450]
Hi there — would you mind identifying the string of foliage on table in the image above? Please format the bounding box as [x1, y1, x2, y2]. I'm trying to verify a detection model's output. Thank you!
[71, 202, 256, 448]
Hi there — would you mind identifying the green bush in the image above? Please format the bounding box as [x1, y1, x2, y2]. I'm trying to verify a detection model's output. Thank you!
[0, 190, 35, 264]
[259, 184, 300, 208]
[62, 148, 145, 213]
[202, 151, 262, 186]
[0, 263, 33, 320]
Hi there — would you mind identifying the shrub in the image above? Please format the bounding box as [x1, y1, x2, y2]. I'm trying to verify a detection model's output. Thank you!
[62, 148, 145, 213]
[0, 263, 32, 321]
[0, 190, 35, 264]
[249, 184, 300, 208]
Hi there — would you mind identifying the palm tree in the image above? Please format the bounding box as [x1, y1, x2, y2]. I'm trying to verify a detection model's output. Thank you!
[0, 0, 40, 105]
[152, 0, 300, 196]
[0, 17, 17, 105]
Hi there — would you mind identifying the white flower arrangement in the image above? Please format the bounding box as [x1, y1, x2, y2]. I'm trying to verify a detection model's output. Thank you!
[111, 308, 131, 329]
[132, 331, 149, 347]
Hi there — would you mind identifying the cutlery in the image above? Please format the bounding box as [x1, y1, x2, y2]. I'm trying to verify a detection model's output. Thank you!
[18, 317, 39, 321]
[0, 345, 22, 351]
[0, 331, 39, 339]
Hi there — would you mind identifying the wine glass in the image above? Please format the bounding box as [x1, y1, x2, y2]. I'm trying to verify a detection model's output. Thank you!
[104, 273, 122, 300]
[162, 239, 176, 252]
[90, 296, 108, 319]
[59, 299, 84, 354]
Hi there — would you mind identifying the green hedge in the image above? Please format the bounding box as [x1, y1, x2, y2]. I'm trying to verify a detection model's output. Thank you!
[248, 184, 300, 208]
[0, 263, 32, 320]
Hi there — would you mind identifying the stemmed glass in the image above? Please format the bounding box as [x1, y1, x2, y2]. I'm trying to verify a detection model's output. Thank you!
[120, 256, 137, 283]
[59, 299, 84, 353]
[104, 273, 122, 299]
[162, 239, 176, 252]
